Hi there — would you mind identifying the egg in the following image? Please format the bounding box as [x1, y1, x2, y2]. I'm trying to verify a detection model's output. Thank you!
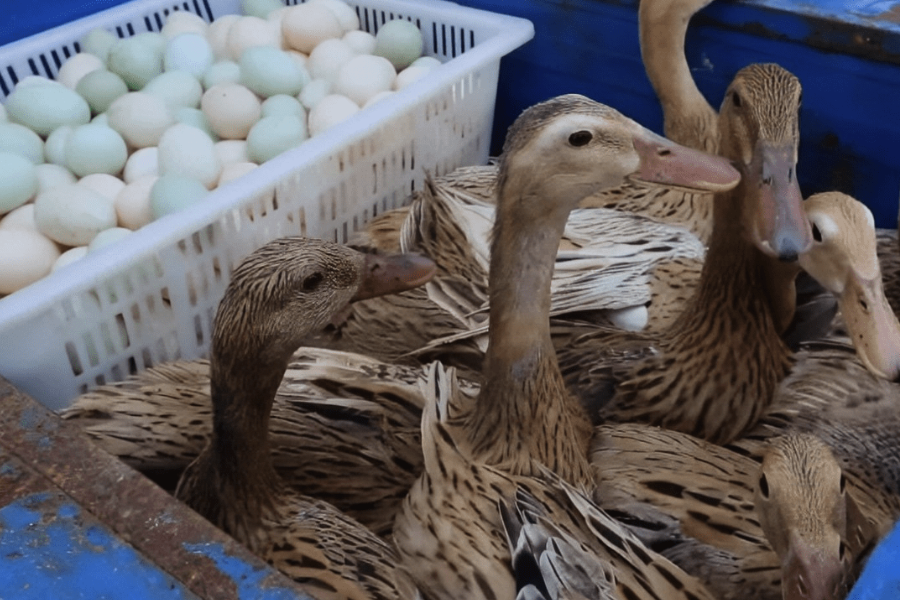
[308, 0, 360, 33]
[160, 11, 209, 40]
[157, 123, 221, 189]
[307, 38, 356, 81]
[115, 175, 157, 229]
[164, 33, 214, 79]
[53, 246, 90, 272]
[123, 147, 159, 184]
[342, 30, 376, 55]
[393, 65, 431, 90]
[0, 229, 61, 294]
[107, 92, 175, 148]
[133, 32, 167, 57]
[150, 173, 209, 219]
[15, 76, 63, 89]
[411, 56, 442, 69]
[261, 94, 305, 120]
[175, 107, 219, 141]
[5, 83, 91, 137]
[107, 36, 164, 90]
[0, 104, 6, 121]
[281, 3, 343, 54]
[239, 46, 308, 97]
[214, 140, 250, 166]
[77, 173, 126, 202]
[307, 94, 359, 137]
[57, 53, 106, 89]
[207, 14, 241, 60]
[242, 0, 284, 19]
[80, 27, 119, 62]
[92, 113, 109, 126]
[363, 90, 395, 108]
[373, 19, 424, 70]
[76, 69, 129, 114]
[332, 54, 395, 106]
[0, 204, 38, 231]
[298, 78, 332, 110]
[0, 123, 45, 165]
[143, 70, 203, 110]
[201, 83, 261, 139]
[217, 161, 258, 187]
[226, 16, 281, 60]
[64, 124, 128, 177]
[34, 183, 117, 246]
[203, 61, 241, 89]
[246, 114, 307, 163]
[0, 153, 38, 215]
[88, 226, 132, 252]
[34, 163, 77, 193]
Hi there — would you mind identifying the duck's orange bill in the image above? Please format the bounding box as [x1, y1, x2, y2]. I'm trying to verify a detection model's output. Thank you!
[353, 253, 437, 301]
[841, 270, 900, 382]
[782, 531, 843, 600]
[628, 127, 741, 193]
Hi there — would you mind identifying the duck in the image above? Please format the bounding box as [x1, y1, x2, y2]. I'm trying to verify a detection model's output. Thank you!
[393, 94, 739, 600]
[155, 236, 435, 599]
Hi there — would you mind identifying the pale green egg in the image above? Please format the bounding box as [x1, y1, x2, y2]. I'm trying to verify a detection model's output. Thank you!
[246, 114, 308, 163]
[242, 0, 285, 19]
[143, 70, 203, 110]
[164, 33, 214, 79]
[150, 173, 209, 219]
[5, 83, 91, 137]
[64, 124, 128, 177]
[44, 126, 73, 165]
[80, 28, 118, 62]
[373, 19, 424, 70]
[107, 36, 164, 90]
[92, 113, 110, 126]
[157, 123, 221, 189]
[76, 69, 129, 114]
[261, 94, 306, 119]
[175, 107, 219, 141]
[0, 152, 38, 215]
[239, 46, 308, 98]
[203, 61, 242, 89]
[0, 123, 45, 164]
[133, 32, 167, 56]
[87, 227, 132, 252]
[0, 104, 6, 121]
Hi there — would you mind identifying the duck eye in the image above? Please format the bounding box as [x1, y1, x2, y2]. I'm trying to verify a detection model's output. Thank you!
[732, 92, 742, 108]
[839, 541, 847, 561]
[758, 473, 770, 498]
[301, 272, 324, 292]
[812, 223, 822, 242]
[568, 130, 593, 147]
[839, 473, 846, 494]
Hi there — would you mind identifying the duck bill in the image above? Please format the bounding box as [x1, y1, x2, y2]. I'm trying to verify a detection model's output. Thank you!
[750, 141, 813, 262]
[839, 270, 900, 381]
[782, 535, 843, 600]
[628, 127, 741, 193]
[352, 253, 437, 301]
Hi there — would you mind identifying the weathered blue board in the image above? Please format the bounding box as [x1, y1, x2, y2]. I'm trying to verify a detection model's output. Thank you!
[453, 0, 900, 229]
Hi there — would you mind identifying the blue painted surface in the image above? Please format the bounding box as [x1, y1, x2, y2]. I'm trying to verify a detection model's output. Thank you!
[848, 519, 900, 599]
[0, 492, 197, 599]
[182, 543, 302, 600]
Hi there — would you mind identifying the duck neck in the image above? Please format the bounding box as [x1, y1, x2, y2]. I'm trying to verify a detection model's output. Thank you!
[464, 189, 593, 486]
[640, 0, 717, 152]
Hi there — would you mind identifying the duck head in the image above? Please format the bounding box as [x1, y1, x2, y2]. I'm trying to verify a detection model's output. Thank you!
[718, 64, 813, 262]
[800, 192, 900, 381]
[755, 434, 847, 600]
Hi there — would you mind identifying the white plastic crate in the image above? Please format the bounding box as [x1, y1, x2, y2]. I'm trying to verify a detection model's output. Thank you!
[0, 0, 533, 410]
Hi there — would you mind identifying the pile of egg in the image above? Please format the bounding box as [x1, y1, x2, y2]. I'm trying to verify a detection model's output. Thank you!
[0, 0, 436, 296]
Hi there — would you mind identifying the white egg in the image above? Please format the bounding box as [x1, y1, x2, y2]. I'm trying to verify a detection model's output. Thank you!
[15, 76, 63, 89]
[202, 61, 241, 89]
[107, 36, 164, 90]
[201, 83, 261, 139]
[87, 226, 132, 252]
[0, 104, 6, 122]
[393, 65, 431, 90]
[411, 56, 442, 69]
[164, 33, 214, 79]
[77, 173, 126, 202]
[0, 204, 38, 231]
[307, 38, 356, 81]
[34, 183, 117, 246]
[0, 229, 61, 294]
[161, 12, 209, 40]
[332, 54, 395, 106]
[308, 0, 360, 33]
[76, 69, 129, 114]
[5, 83, 91, 137]
[342, 30, 376, 55]
[143, 70, 204, 110]
[0, 123, 45, 165]
[206, 14, 241, 60]
[53, 246, 89, 271]
[281, 3, 343, 54]
[298, 78, 332, 110]
[242, 0, 284, 19]
[64, 124, 128, 177]
[246, 114, 308, 163]
[34, 163, 77, 193]
[80, 27, 118, 62]
[150, 173, 209, 219]
[107, 92, 175, 149]
[373, 19, 424, 70]
[158, 123, 221, 189]
[57, 53, 105, 89]
[214, 140, 250, 166]
[218, 161, 258, 186]
[308, 94, 359, 137]
[363, 90, 395, 108]
[239, 46, 308, 97]
[286, 50, 308, 69]
[226, 16, 281, 60]
[0, 152, 38, 215]
[115, 175, 157, 229]
[123, 147, 159, 184]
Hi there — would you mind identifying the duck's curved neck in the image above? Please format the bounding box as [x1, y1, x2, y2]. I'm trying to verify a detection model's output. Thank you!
[640, 0, 717, 152]
[465, 188, 593, 486]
